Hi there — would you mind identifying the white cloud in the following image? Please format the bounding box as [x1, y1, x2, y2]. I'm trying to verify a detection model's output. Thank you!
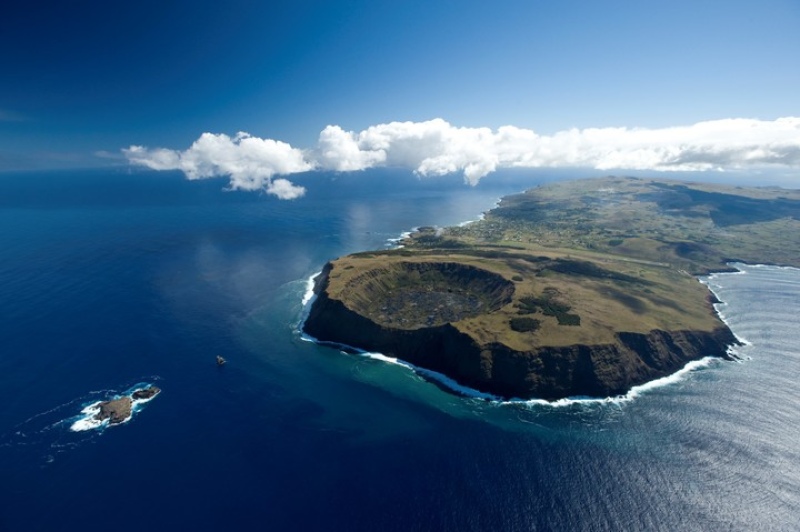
[315, 125, 386, 171]
[125, 117, 800, 198]
[326, 119, 501, 184]
[124, 132, 311, 199]
[266, 178, 306, 200]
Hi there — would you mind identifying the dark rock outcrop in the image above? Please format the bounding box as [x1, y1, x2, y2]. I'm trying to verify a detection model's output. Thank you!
[95, 386, 160, 424]
[304, 263, 737, 400]
[132, 386, 161, 401]
[95, 397, 133, 424]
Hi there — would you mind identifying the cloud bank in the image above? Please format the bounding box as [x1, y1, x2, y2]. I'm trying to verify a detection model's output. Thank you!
[124, 117, 800, 199]
[125, 132, 311, 199]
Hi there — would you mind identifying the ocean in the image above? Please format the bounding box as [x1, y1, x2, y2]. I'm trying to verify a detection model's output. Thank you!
[1, 168, 799, 531]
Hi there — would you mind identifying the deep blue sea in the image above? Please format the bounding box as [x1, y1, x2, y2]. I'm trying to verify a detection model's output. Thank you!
[2, 168, 799, 531]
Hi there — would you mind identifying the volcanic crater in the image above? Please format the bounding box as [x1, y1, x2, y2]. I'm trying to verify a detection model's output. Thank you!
[341, 261, 515, 329]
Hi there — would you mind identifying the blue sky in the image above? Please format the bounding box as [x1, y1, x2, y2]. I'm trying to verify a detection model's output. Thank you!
[2, 0, 799, 177]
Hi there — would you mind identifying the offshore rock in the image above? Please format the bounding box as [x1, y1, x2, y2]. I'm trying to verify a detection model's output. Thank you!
[95, 397, 133, 424]
[132, 386, 160, 401]
[94, 386, 161, 425]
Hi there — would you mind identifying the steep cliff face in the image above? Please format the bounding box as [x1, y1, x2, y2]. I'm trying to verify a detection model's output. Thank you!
[304, 262, 737, 400]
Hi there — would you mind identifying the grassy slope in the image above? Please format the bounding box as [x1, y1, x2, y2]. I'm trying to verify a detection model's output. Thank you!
[454, 176, 800, 274]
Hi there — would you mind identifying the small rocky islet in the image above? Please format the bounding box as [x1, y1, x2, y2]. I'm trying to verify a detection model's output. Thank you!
[304, 177, 800, 400]
[94, 386, 160, 425]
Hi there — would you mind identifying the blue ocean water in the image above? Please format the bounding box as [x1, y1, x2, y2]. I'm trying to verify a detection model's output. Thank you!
[1, 168, 799, 531]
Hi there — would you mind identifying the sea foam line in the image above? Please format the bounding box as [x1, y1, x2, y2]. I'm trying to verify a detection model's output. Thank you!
[69, 402, 106, 432]
[747, 262, 800, 272]
[700, 264, 752, 347]
[459, 196, 503, 226]
[502, 357, 721, 408]
[301, 271, 320, 307]
[301, 325, 724, 407]
[386, 229, 415, 249]
[299, 331, 502, 400]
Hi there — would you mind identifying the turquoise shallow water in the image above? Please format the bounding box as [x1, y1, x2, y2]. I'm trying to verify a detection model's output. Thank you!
[1, 168, 799, 531]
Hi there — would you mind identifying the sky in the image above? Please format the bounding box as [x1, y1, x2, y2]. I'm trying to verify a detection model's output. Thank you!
[2, 0, 799, 195]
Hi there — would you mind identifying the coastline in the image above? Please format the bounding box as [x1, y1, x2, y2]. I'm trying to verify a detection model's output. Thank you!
[299, 270, 736, 407]
[297, 223, 755, 407]
[299, 312, 727, 407]
[697, 261, 800, 348]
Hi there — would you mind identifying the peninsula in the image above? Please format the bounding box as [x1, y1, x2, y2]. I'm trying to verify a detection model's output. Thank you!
[304, 177, 800, 400]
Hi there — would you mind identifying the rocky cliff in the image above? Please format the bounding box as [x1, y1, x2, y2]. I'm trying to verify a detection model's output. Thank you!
[304, 262, 737, 400]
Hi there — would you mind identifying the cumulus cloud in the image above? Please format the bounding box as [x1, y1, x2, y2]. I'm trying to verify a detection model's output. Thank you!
[125, 117, 800, 198]
[124, 132, 311, 199]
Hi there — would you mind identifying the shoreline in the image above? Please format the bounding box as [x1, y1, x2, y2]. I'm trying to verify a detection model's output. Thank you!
[299, 319, 727, 407]
[298, 254, 757, 408]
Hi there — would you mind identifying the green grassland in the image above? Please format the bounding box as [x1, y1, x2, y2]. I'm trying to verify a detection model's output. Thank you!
[449, 176, 800, 274]
[324, 176, 800, 351]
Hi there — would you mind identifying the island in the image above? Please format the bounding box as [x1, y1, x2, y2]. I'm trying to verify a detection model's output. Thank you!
[94, 386, 161, 425]
[304, 177, 800, 400]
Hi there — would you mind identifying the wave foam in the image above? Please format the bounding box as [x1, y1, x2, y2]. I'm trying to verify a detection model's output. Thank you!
[700, 266, 752, 346]
[359, 351, 502, 401]
[386, 229, 415, 249]
[69, 402, 105, 432]
[504, 357, 721, 408]
[457, 208, 493, 227]
[301, 272, 320, 307]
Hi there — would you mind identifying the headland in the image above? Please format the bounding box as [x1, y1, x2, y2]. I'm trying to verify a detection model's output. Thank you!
[304, 177, 800, 400]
